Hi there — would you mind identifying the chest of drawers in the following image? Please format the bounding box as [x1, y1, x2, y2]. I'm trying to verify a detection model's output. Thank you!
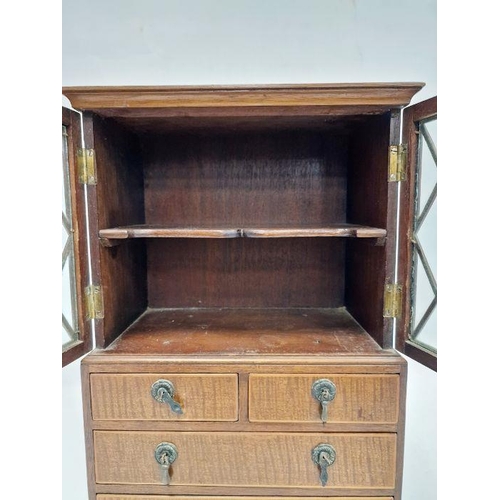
[61, 84, 426, 499]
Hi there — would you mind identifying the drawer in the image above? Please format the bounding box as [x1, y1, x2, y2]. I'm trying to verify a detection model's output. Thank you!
[91, 374, 238, 421]
[94, 431, 397, 489]
[249, 374, 399, 424]
[98, 496, 393, 500]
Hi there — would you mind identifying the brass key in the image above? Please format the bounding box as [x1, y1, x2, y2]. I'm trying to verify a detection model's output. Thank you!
[319, 450, 334, 486]
[311, 443, 336, 487]
[311, 379, 337, 423]
[155, 442, 178, 485]
[151, 380, 183, 415]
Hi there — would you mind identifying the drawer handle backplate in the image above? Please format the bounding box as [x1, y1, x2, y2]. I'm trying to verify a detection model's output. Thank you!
[311, 379, 336, 422]
[151, 379, 183, 414]
[155, 442, 178, 485]
[311, 443, 336, 486]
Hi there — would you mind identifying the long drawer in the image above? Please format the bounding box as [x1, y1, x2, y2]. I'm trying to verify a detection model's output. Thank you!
[249, 374, 399, 424]
[91, 374, 238, 421]
[97, 496, 394, 500]
[94, 431, 397, 489]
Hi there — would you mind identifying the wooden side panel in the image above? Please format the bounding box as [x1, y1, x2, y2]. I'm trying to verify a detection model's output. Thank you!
[91, 374, 238, 421]
[62, 107, 92, 366]
[83, 114, 148, 348]
[345, 112, 397, 347]
[249, 374, 399, 424]
[94, 431, 397, 488]
[147, 238, 345, 308]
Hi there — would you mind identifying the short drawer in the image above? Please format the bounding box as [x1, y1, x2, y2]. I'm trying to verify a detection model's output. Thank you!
[90, 374, 238, 421]
[249, 374, 399, 424]
[94, 431, 397, 489]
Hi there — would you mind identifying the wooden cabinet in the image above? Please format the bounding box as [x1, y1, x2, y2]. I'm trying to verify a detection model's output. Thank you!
[62, 83, 431, 499]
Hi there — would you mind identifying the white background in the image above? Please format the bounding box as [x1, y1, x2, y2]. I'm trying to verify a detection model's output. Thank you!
[61, 1, 436, 499]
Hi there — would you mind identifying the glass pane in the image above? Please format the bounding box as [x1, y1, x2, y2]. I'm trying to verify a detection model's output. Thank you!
[423, 118, 437, 148]
[414, 307, 437, 351]
[413, 252, 435, 329]
[417, 126, 437, 217]
[410, 114, 437, 354]
[416, 200, 437, 280]
[62, 123, 80, 350]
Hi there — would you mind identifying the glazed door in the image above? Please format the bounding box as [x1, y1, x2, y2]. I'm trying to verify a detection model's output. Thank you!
[62, 107, 93, 366]
[398, 96, 437, 371]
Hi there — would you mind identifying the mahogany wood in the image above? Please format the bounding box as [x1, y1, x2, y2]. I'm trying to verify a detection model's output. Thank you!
[147, 239, 345, 308]
[103, 308, 382, 356]
[99, 223, 386, 241]
[68, 84, 420, 500]
[83, 114, 148, 348]
[345, 112, 396, 348]
[143, 130, 347, 228]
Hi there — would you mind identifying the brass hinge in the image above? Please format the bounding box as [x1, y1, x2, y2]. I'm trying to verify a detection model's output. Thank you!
[388, 144, 407, 182]
[84, 285, 104, 320]
[383, 283, 402, 318]
[77, 148, 96, 185]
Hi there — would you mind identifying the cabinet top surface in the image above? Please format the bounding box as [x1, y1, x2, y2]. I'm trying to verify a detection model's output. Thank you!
[62, 82, 424, 115]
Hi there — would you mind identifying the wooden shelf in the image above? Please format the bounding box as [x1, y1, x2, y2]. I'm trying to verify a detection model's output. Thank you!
[105, 307, 384, 356]
[99, 224, 387, 244]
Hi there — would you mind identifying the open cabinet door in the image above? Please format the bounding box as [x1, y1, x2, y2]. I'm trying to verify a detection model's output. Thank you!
[398, 96, 437, 371]
[62, 107, 93, 366]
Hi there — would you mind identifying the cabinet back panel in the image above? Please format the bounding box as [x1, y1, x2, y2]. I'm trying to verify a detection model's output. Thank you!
[143, 131, 348, 226]
[147, 238, 344, 308]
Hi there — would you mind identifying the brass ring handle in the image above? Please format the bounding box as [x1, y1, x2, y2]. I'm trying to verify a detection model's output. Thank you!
[151, 379, 183, 414]
[311, 379, 336, 423]
[311, 443, 336, 486]
[155, 442, 178, 485]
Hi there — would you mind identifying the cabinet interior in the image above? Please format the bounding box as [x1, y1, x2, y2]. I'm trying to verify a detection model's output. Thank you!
[89, 111, 393, 352]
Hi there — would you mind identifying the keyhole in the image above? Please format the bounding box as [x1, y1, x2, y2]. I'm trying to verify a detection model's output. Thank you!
[160, 453, 170, 465]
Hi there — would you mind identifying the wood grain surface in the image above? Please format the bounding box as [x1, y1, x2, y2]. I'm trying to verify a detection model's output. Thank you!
[99, 224, 386, 241]
[345, 113, 395, 348]
[98, 496, 393, 500]
[94, 431, 397, 488]
[91, 374, 238, 421]
[143, 131, 347, 228]
[147, 239, 345, 309]
[249, 374, 399, 424]
[83, 114, 148, 348]
[63, 83, 423, 113]
[104, 308, 382, 356]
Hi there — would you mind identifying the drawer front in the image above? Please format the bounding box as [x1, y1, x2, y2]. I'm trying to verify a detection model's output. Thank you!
[91, 374, 238, 421]
[98, 496, 393, 500]
[249, 374, 399, 423]
[94, 431, 397, 488]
